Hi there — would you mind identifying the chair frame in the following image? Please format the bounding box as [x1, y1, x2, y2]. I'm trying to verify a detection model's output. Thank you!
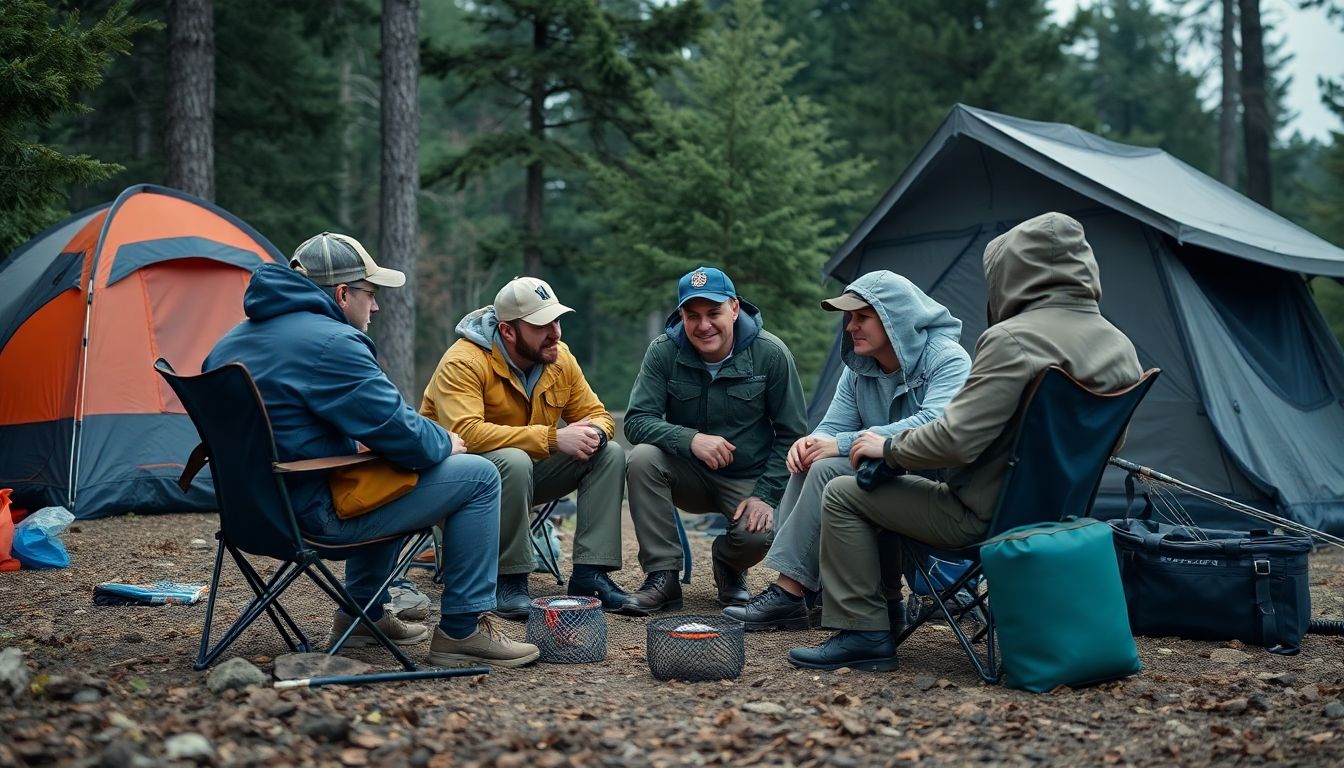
[155, 358, 486, 677]
[891, 366, 1160, 683]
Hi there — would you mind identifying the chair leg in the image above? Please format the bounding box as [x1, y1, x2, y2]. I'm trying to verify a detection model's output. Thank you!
[306, 559, 417, 672]
[229, 549, 310, 653]
[897, 541, 1000, 684]
[195, 539, 229, 670]
[529, 500, 564, 585]
[195, 552, 308, 670]
[674, 512, 693, 585]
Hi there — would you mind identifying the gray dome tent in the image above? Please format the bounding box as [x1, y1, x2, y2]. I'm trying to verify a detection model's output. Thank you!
[814, 104, 1344, 533]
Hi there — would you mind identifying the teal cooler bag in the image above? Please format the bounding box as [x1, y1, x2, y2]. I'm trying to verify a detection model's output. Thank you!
[980, 518, 1141, 692]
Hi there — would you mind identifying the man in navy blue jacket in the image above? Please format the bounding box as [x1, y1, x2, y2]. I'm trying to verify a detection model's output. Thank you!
[205, 232, 538, 668]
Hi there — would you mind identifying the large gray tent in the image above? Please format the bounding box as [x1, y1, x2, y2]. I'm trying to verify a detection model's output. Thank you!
[814, 104, 1344, 533]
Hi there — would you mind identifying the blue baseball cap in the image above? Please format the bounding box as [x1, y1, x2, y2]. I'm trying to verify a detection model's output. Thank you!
[677, 266, 737, 308]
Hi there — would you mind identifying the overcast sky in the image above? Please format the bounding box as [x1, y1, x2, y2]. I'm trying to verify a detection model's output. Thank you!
[1048, 0, 1343, 140]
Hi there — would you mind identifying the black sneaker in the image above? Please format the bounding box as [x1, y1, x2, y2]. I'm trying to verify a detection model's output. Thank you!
[787, 630, 898, 672]
[494, 574, 531, 622]
[568, 568, 635, 614]
[722, 584, 811, 631]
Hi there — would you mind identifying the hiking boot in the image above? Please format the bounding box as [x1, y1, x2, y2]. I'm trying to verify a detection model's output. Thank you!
[494, 574, 531, 622]
[328, 609, 430, 649]
[806, 589, 823, 626]
[787, 630, 898, 672]
[427, 615, 540, 669]
[712, 555, 751, 607]
[388, 578, 431, 621]
[722, 584, 811, 631]
[624, 570, 683, 615]
[567, 567, 635, 614]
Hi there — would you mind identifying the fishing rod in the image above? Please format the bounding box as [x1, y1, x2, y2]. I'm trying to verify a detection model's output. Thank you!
[273, 666, 490, 690]
[1109, 456, 1344, 551]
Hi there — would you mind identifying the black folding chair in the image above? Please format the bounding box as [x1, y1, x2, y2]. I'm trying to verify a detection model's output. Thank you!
[155, 358, 486, 678]
[893, 365, 1160, 683]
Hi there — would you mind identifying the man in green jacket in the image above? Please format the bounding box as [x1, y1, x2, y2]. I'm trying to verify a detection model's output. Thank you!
[788, 212, 1142, 671]
[623, 266, 808, 614]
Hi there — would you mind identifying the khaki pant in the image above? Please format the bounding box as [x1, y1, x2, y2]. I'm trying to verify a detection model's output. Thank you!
[626, 443, 772, 574]
[483, 441, 625, 576]
[819, 474, 988, 631]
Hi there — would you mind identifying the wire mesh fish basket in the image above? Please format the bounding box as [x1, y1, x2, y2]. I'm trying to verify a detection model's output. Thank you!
[526, 596, 607, 664]
[646, 615, 744, 682]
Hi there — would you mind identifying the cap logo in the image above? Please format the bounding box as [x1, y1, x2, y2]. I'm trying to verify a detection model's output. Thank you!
[534, 285, 550, 300]
[690, 271, 708, 288]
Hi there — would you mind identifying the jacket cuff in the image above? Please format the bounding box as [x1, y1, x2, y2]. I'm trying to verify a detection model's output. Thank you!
[833, 431, 856, 456]
[547, 426, 559, 454]
[675, 428, 696, 458]
[882, 434, 903, 469]
[751, 481, 783, 509]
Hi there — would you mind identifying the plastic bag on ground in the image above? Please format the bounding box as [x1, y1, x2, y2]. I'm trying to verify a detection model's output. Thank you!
[12, 505, 75, 569]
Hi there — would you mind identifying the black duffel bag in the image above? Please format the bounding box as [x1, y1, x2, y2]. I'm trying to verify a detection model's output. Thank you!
[1108, 518, 1312, 654]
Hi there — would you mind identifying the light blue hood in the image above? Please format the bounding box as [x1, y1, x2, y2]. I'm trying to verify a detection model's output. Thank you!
[456, 305, 500, 350]
[813, 270, 971, 455]
[838, 270, 962, 383]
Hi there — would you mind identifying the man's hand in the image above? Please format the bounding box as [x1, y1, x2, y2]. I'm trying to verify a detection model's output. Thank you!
[788, 435, 839, 473]
[690, 433, 736, 470]
[448, 431, 467, 456]
[732, 496, 774, 533]
[848, 431, 887, 469]
[556, 417, 600, 461]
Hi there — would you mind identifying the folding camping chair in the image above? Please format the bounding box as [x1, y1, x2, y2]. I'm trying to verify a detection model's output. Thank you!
[155, 358, 486, 677]
[892, 365, 1160, 683]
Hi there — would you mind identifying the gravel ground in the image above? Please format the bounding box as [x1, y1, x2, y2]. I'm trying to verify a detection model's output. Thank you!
[2, 510, 1344, 767]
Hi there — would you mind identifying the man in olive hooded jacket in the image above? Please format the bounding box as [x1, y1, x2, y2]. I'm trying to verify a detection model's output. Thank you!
[788, 212, 1142, 671]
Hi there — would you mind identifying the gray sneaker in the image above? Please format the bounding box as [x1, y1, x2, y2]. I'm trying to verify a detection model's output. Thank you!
[427, 615, 541, 668]
[328, 609, 430, 648]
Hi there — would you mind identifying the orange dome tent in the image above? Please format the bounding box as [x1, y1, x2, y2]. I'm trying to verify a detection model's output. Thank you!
[0, 185, 283, 519]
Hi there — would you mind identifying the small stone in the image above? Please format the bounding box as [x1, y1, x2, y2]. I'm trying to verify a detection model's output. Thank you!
[189, 539, 210, 550]
[1247, 694, 1270, 712]
[164, 733, 213, 761]
[206, 657, 268, 693]
[1325, 700, 1344, 719]
[1209, 648, 1251, 664]
[1165, 720, 1196, 738]
[73, 688, 102, 704]
[274, 652, 372, 681]
[742, 701, 788, 716]
[298, 714, 350, 742]
[121, 633, 143, 644]
[1262, 672, 1298, 687]
[1219, 698, 1248, 714]
[0, 647, 30, 700]
[99, 739, 139, 768]
[914, 674, 937, 692]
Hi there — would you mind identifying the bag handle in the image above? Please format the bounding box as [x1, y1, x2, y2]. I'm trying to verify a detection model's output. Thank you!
[1124, 473, 1154, 521]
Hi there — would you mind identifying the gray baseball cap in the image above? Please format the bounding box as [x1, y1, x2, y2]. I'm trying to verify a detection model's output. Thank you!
[289, 232, 406, 288]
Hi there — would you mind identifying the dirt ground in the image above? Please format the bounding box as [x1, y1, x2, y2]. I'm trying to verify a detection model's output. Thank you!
[3, 511, 1344, 767]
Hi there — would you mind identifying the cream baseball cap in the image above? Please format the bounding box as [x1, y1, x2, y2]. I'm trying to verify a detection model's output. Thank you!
[494, 276, 574, 324]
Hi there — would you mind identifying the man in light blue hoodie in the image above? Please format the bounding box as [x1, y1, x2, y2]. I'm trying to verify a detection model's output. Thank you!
[723, 271, 970, 630]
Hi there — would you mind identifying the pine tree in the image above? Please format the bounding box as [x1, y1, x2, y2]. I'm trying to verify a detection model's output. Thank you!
[0, 0, 154, 255]
[421, 0, 705, 277]
[590, 0, 873, 389]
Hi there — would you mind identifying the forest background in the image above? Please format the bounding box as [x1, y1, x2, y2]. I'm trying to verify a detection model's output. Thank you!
[5, 0, 1344, 408]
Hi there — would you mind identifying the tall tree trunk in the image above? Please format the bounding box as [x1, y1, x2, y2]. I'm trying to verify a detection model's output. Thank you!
[379, 0, 420, 397]
[336, 0, 354, 228]
[1219, 0, 1239, 186]
[524, 17, 547, 277]
[166, 0, 214, 200]
[1238, 0, 1272, 207]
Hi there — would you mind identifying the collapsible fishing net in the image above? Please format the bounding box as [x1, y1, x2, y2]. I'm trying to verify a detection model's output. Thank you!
[526, 596, 607, 664]
[646, 615, 744, 682]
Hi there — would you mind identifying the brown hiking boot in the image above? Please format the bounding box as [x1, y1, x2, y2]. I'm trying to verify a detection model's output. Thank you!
[328, 609, 430, 648]
[427, 615, 541, 669]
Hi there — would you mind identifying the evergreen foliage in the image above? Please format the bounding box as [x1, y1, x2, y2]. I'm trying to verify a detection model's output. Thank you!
[0, 0, 154, 255]
[591, 0, 872, 392]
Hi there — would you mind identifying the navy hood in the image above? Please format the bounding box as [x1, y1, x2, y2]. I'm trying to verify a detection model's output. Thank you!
[243, 263, 352, 327]
[664, 297, 764, 356]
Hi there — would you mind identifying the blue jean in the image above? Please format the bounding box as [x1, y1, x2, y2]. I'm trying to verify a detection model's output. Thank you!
[300, 453, 501, 619]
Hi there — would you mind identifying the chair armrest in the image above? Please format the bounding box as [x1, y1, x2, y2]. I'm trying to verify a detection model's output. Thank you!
[177, 442, 211, 493]
[274, 453, 379, 473]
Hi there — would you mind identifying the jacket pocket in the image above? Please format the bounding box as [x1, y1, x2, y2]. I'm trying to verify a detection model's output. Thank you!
[727, 379, 765, 402]
[541, 387, 570, 426]
[667, 380, 700, 401]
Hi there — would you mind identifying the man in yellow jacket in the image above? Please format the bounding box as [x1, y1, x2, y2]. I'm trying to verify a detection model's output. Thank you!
[421, 277, 632, 620]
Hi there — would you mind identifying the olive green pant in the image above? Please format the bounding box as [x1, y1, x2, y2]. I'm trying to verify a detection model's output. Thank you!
[483, 441, 625, 576]
[819, 474, 989, 631]
[626, 443, 772, 575]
